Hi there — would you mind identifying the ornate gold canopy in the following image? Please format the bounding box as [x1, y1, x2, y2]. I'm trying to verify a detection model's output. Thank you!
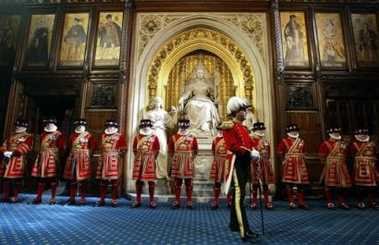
[146, 27, 256, 119]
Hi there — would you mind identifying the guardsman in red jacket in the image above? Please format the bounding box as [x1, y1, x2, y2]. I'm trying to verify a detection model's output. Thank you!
[132, 119, 160, 208]
[32, 118, 65, 205]
[222, 97, 260, 242]
[63, 119, 96, 205]
[169, 118, 198, 209]
[349, 128, 378, 209]
[96, 120, 127, 207]
[250, 122, 275, 209]
[277, 124, 310, 209]
[319, 127, 351, 209]
[209, 125, 232, 209]
[0, 119, 33, 203]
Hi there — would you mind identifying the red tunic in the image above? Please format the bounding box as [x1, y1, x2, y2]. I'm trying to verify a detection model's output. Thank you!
[223, 122, 254, 156]
[349, 140, 378, 187]
[132, 133, 160, 181]
[96, 133, 127, 180]
[0, 132, 33, 178]
[209, 135, 232, 183]
[250, 136, 275, 185]
[32, 131, 65, 178]
[277, 136, 309, 184]
[319, 139, 351, 188]
[63, 132, 96, 181]
[169, 133, 198, 179]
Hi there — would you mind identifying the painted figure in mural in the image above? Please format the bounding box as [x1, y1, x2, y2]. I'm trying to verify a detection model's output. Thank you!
[31, 118, 65, 205]
[322, 19, 344, 64]
[169, 118, 198, 209]
[96, 120, 127, 207]
[132, 119, 160, 208]
[63, 119, 96, 205]
[319, 127, 351, 209]
[249, 122, 275, 210]
[98, 14, 122, 49]
[145, 96, 175, 179]
[349, 128, 379, 209]
[222, 96, 260, 242]
[277, 123, 310, 209]
[0, 18, 17, 65]
[358, 22, 378, 62]
[26, 18, 49, 65]
[63, 17, 87, 61]
[0, 119, 33, 203]
[178, 62, 220, 135]
[284, 15, 305, 65]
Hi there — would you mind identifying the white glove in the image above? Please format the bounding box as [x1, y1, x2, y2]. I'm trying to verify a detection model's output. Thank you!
[250, 149, 260, 160]
[3, 151, 13, 158]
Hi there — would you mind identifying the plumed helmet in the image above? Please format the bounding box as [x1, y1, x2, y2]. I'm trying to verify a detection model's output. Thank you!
[226, 96, 249, 115]
[285, 123, 299, 133]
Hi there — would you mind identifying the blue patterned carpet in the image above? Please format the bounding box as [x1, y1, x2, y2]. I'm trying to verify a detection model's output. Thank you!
[0, 195, 379, 244]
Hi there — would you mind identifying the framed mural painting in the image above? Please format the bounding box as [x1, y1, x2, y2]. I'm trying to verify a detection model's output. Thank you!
[94, 12, 123, 67]
[280, 11, 310, 68]
[88, 82, 117, 109]
[24, 14, 56, 67]
[286, 83, 316, 111]
[0, 15, 22, 66]
[351, 13, 379, 67]
[315, 13, 347, 68]
[58, 13, 89, 67]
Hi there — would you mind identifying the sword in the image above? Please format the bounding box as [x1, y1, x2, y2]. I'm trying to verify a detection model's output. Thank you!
[223, 154, 236, 195]
[256, 160, 265, 236]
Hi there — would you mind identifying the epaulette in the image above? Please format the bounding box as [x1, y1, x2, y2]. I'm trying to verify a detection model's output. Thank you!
[219, 120, 234, 130]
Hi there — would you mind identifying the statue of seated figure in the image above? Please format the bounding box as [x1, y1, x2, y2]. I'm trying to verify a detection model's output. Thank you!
[178, 62, 220, 135]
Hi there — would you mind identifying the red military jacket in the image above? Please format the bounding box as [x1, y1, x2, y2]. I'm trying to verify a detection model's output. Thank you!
[212, 135, 228, 157]
[100, 132, 127, 153]
[0, 132, 33, 178]
[168, 133, 198, 156]
[222, 121, 254, 156]
[67, 132, 96, 152]
[277, 136, 305, 157]
[39, 131, 65, 152]
[319, 139, 347, 159]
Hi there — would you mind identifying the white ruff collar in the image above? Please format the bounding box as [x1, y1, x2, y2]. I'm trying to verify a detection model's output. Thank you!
[139, 128, 153, 136]
[329, 133, 341, 141]
[178, 129, 189, 136]
[105, 127, 118, 135]
[75, 126, 86, 134]
[355, 135, 370, 143]
[44, 124, 58, 133]
[287, 132, 299, 139]
[15, 127, 27, 134]
[253, 131, 264, 138]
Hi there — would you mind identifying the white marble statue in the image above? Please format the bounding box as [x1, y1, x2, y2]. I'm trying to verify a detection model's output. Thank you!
[145, 96, 175, 179]
[178, 62, 220, 135]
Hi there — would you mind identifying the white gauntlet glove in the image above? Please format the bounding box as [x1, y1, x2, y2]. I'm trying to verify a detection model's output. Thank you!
[3, 151, 13, 158]
[250, 149, 260, 160]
